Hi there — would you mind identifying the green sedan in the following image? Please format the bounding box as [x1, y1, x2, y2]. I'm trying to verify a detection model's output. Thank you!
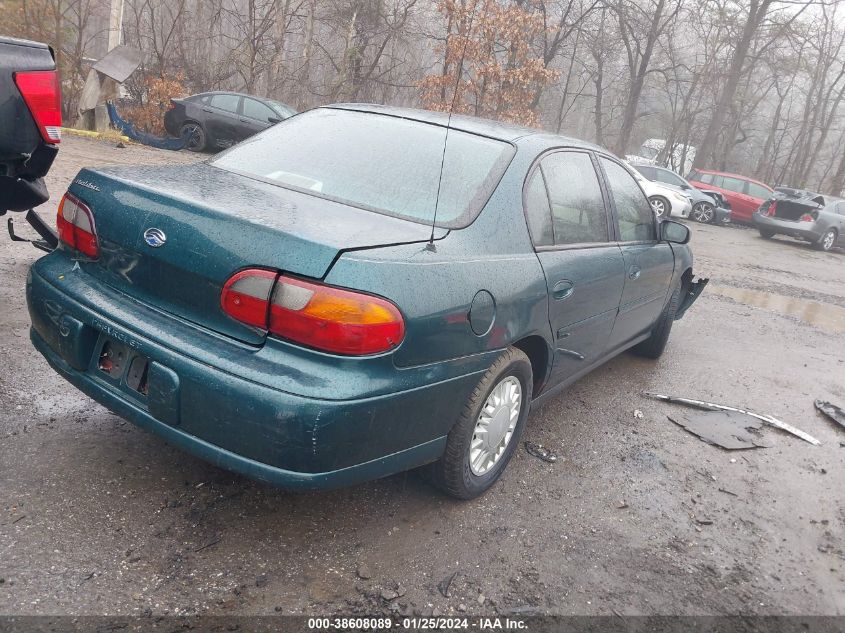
[27, 105, 707, 498]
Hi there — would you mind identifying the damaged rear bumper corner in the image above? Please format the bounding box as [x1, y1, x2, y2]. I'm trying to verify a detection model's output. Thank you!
[675, 277, 709, 320]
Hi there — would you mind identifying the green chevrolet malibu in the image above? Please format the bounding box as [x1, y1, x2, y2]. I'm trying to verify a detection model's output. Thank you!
[26, 104, 707, 498]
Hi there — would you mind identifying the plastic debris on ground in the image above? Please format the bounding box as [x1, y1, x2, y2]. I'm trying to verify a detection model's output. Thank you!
[642, 391, 820, 445]
[667, 410, 773, 450]
[815, 400, 845, 432]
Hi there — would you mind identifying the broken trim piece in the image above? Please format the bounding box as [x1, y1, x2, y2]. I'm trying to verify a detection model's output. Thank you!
[642, 392, 821, 446]
[675, 277, 709, 320]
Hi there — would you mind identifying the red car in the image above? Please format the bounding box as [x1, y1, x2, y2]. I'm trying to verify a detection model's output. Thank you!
[687, 168, 774, 223]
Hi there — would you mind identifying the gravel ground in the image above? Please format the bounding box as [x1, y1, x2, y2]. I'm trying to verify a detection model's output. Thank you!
[1, 135, 843, 617]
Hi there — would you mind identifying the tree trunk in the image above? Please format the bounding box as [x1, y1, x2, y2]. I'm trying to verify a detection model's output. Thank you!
[694, 0, 772, 169]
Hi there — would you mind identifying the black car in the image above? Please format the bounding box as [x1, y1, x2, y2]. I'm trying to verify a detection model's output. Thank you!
[163, 91, 296, 152]
[634, 164, 731, 224]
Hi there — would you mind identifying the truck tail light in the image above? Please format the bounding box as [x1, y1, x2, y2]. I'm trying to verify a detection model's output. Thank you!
[57, 192, 99, 258]
[14, 70, 62, 143]
[221, 271, 405, 355]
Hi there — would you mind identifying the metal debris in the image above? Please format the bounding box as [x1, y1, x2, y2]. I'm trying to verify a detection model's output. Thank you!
[643, 392, 820, 446]
[633, 409, 644, 419]
[667, 411, 772, 450]
[815, 400, 845, 431]
[524, 441, 558, 463]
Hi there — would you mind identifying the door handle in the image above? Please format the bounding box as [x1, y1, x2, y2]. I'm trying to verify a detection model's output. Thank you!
[239, 118, 248, 122]
[552, 279, 575, 300]
[628, 266, 642, 280]
[202, 107, 212, 112]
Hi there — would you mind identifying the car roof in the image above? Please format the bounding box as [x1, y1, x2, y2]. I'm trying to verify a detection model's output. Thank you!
[692, 168, 771, 189]
[326, 103, 604, 149]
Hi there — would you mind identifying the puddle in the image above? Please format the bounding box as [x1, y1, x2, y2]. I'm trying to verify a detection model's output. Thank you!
[710, 285, 845, 334]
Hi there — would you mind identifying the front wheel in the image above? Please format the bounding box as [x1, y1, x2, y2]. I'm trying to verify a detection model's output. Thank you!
[429, 347, 533, 499]
[758, 229, 775, 239]
[631, 284, 680, 359]
[649, 196, 670, 219]
[815, 229, 837, 251]
[690, 202, 715, 223]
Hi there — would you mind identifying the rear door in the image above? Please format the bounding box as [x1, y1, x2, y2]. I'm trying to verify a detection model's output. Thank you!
[598, 157, 675, 350]
[207, 93, 242, 147]
[526, 150, 625, 385]
[237, 97, 275, 141]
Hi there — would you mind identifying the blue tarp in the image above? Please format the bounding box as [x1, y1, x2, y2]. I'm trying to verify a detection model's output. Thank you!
[107, 102, 192, 151]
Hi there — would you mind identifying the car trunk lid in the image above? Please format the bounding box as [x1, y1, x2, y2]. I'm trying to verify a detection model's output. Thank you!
[68, 163, 439, 345]
[764, 196, 823, 222]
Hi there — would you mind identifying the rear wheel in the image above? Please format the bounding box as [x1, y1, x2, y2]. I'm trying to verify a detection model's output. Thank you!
[758, 229, 775, 239]
[180, 122, 206, 152]
[631, 284, 680, 359]
[690, 201, 715, 223]
[649, 196, 670, 219]
[815, 228, 837, 251]
[429, 347, 532, 499]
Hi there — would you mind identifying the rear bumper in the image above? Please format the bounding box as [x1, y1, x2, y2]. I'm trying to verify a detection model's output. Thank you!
[752, 213, 819, 241]
[26, 255, 486, 490]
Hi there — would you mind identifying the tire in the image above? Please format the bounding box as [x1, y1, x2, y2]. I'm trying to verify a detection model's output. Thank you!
[429, 347, 533, 499]
[690, 201, 715, 223]
[815, 228, 837, 252]
[649, 196, 670, 219]
[758, 229, 775, 239]
[632, 284, 681, 359]
[180, 122, 207, 152]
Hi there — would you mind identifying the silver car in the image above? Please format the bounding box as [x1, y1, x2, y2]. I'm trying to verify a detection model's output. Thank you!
[753, 193, 845, 252]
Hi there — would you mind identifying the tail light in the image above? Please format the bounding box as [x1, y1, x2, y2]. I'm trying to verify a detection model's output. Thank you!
[57, 192, 99, 258]
[221, 270, 405, 355]
[14, 70, 62, 143]
[766, 201, 777, 216]
[799, 212, 817, 222]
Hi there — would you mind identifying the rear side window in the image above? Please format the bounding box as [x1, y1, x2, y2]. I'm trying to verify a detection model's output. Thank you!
[720, 176, 745, 193]
[688, 169, 701, 181]
[634, 165, 655, 180]
[211, 94, 241, 113]
[600, 158, 656, 242]
[696, 172, 715, 185]
[747, 182, 772, 199]
[523, 169, 554, 247]
[655, 169, 686, 188]
[540, 152, 609, 245]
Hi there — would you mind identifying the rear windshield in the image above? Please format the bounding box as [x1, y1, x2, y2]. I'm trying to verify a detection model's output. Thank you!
[210, 108, 515, 228]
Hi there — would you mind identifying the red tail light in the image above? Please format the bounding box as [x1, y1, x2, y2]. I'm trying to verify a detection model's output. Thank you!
[57, 192, 99, 258]
[220, 270, 405, 355]
[14, 70, 62, 143]
[767, 201, 777, 216]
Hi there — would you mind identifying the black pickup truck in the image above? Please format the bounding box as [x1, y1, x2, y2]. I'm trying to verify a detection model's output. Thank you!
[1, 35, 62, 247]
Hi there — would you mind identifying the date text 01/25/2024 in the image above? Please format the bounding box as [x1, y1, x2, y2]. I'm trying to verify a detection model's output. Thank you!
[307, 617, 529, 630]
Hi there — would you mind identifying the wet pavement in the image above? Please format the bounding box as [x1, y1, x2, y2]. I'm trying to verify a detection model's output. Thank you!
[1, 136, 844, 616]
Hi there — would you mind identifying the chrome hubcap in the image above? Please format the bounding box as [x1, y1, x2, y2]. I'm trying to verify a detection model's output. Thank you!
[823, 232, 834, 249]
[469, 376, 522, 476]
[650, 199, 666, 217]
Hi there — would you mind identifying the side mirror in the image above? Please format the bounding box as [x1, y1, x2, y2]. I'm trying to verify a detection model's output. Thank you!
[660, 219, 690, 244]
[268, 116, 282, 124]
[680, 183, 691, 190]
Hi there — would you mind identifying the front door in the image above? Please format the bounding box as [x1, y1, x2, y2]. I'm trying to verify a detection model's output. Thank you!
[597, 157, 675, 350]
[525, 151, 626, 385]
[237, 97, 275, 141]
